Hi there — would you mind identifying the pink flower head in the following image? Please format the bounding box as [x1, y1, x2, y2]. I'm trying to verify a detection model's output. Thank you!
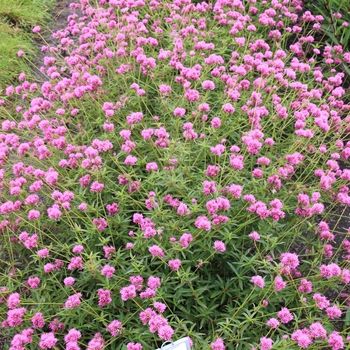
[98, 289, 112, 306]
[124, 155, 138, 165]
[107, 320, 122, 336]
[274, 276, 287, 291]
[120, 285, 136, 301]
[211, 117, 221, 128]
[147, 276, 161, 289]
[222, 103, 235, 114]
[202, 80, 215, 90]
[7, 293, 20, 309]
[158, 325, 174, 340]
[214, 240, 226, 252]
[266, 318, 279, 328]
[280, 252, 299, 271]
[101, 264, 115, 278]
[39, 332, 57, 349]
[174, 107, 186, 117]
[64, 277, 75, 286]
[27, 276, 40, 289]
[127, 343, 142, 350]
[251, 275, 265, 288]
[211, 337, 225, 350]
[328, 331, 344, 350]
[194, 216, 211, 231]
[32, 26, 41, 33]
[249, 231, 260, 241]
[32, 312, 45, 328]
[72, 245, 84, 254]
[65, 293, 82, 309]
[146, 162, 158, 171]
[326, 305, 342, 319]
[148, 245, 164, 258]
[278, 307, 294, 323]
[168, 259, 181, 271]
[154, 302, 167, 313]
[260, 337, 273, 350]
[64, 328, 82, 343]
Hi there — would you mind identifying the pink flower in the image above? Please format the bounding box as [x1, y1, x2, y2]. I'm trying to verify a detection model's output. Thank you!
[194, 216, 211, 231]
[274, 276, 287, 291]
[147, 276, 161, 289]
[64, 328, 82, 343]
[310, 322, 327, 339]
[101, 264, 115, 278]
[211, 117, 221, 128]
[37, 248, 49, 258]
[249, 231, 260, 241]
[90, 181, 104, 193]
[179, 233, 193, 248]
[64, 277, 75, 286]
[72, 245, 84, 253]
[159, 84, 171, 95]
[313, 293, 330, 310]
[214, 240, 226, 252]
[328, 331, 344, 350]
[32, 26, 41, 33]
[32, 312, 45, 328]
[299, 279, 312, 293]
[107, 320, 122, 336]
[251, 275, 265, 288]
[65, 293, 82, 308]
[27, 277, 40, 289]
[97, 289, 112, 306]
[267, 318, 279, 328]
[202, 80, 215, 90]
[68, 257, 83, 270]
[280, 252, 299, 271]
[278, 307, 294, 323]
[127, 343, 142, 350]
[158, 325, 174, 340]
[174, 107, 186, 117]
[222, 103, 235, 114]
[146, 162, 158, 171]
[149, 245, 164, 258]
[78, 203, 87, 211]
[168, 259, 181, 271]
[87, 333, 104, 350]
[154, 302, 167, 313]
[7, 293, 20, 309]
[184, 89, 200, 102]
[211, 337, 225, 350]
[124, 155, 138, 165]
[206, 165, 220, 177]
[260, 337, 273, 350]
[103, 246, 115, 259]
[93, 218, 108, 231]
[326, 305, 342, 319]
[120, 285, 136, 301]
[39, 332, 57, 349]
[28, 210, 40, 220]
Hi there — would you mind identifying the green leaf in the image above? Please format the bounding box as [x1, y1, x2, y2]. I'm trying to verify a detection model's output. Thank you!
[345, 307, 350, 329]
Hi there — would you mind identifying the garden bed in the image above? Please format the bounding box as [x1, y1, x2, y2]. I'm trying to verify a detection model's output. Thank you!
[0, 0, 350, 349]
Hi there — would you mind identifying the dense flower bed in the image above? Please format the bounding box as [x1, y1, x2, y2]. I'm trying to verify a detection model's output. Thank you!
[1, 0, 350, 349]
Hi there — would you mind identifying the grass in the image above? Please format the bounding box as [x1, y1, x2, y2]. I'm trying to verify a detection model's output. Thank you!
[0, 0, 54, 90]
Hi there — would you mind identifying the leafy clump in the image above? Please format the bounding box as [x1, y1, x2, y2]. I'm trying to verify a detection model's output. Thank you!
[0, 0, 350, 349]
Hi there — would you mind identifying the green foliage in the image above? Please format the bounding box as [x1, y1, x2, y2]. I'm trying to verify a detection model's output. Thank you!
[0, 0, 54, 89]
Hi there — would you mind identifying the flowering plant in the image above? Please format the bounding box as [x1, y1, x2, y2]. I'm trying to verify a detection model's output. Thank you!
[1, 0, 350, 349]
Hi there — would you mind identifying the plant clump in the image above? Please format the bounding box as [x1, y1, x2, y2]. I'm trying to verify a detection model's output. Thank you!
[0, 0, 350, 349]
